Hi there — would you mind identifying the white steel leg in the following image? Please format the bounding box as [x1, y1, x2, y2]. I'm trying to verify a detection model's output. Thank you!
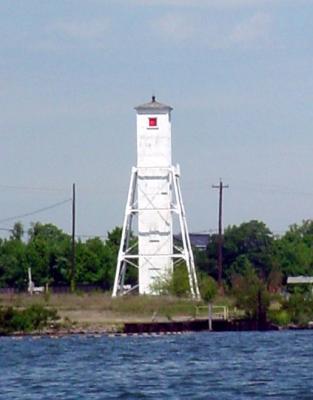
[112, 167, 137, 297]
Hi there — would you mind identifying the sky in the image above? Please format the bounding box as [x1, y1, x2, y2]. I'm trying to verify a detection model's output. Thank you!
[0, 0, 312, 239]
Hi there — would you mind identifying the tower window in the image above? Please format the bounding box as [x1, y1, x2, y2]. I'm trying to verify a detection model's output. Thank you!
[149, 117, 157, 127]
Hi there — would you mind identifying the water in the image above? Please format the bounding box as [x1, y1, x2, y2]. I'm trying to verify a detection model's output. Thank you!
[1, 331, 313, 399]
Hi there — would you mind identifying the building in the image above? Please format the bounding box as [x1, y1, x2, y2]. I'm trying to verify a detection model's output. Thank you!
[174, 233, 210, 251]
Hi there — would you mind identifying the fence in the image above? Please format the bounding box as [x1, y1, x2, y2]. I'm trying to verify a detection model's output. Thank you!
[195, 305, 229, 320]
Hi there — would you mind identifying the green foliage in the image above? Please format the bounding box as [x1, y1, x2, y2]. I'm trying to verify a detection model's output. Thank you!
[196, 219, 313, 293]
[152, 265, 218, 301]
[0, 218, 313, 297]
[27, 222, 72, 286]
[225, 220, 274, 280]
[0, 305, 59, 334]
[198, 273, 218, 302]
[272, 220, 313, 279]
[0, 238, 28, 289]
[171, 265, 190, 297]
[228, 255, 252, 279]
[11, 222, 24, 241]
[0, 223, 122, 291]
[204, 220, 274, 284]
[268, 310, 291, 326]
[193, 248, 216, 277]
[282, 292, 313, 326]
[151, 264, 191, 297]
[231, 262, 270, 320]
[267, 263, 283, 293]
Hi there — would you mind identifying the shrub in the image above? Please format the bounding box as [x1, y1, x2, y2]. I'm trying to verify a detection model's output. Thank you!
[171, 265, 190, 297]
[231, 263, 270, 320]
[151, 264, 190, 297]
[268, 310, 291, 326]
[282, 292, 313, 326]
[0, 305, 59, 334]
[198, 274, 218, 302]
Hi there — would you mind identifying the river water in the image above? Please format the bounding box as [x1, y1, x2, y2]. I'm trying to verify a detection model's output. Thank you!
[0, 330, 312, 399]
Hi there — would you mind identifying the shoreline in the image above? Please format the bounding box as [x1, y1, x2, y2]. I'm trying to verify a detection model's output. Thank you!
[2, 319, 313, 338]
[2, 293, 313, 338]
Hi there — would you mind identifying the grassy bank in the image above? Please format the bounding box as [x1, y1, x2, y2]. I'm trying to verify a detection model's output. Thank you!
[2, 291, 311, 334]
[0, 304, 59, 335]
[0, 292, 215, 333]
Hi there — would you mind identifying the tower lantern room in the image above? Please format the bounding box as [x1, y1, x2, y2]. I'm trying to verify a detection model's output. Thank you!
[135, 95, 172, 169]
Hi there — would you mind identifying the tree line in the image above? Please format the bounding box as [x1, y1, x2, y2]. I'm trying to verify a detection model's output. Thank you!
[199, 219, 313, 292]
[0, 222, 120, 290]
[0, 219, 312, 292]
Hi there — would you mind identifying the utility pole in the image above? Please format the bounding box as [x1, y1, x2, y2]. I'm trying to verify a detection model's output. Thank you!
[70, 183, 76, 293]
[212, 179, 229, 290]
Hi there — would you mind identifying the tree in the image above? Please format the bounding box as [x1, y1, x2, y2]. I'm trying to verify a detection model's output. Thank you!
[11, 222, 24, 241]
[0, 238, 27, 289]
[74, 227, 124, 290]
[103, 227, 123, 288]
[207, 220, 274, 283]
[267, 262, 283, 293]
[198, 273, 218, 302]
[3, 218, 311, 294]
[193, 247, 216, 278]
[232, 261, 270, 323]
[27, 222, 71, 286]
[273, 220, 313, 279]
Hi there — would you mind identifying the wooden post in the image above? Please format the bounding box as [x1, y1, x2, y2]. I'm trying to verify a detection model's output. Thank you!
[208, 303, 213, 331]
[212, 179, 229, 291]
[70, 183, 76, 293]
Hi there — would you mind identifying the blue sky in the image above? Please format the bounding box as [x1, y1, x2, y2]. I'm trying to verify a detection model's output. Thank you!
[0, 0, 312, 238]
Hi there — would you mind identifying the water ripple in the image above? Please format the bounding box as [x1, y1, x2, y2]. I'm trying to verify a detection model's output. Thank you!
[1, 331, 313, 399]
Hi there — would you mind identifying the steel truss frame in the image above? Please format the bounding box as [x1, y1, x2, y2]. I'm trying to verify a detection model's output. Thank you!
[112, 165, 200, 300]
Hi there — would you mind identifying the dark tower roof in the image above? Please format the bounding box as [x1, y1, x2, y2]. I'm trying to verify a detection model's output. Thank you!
[174, 233, 210, 250]
[135, 96, 173, 112]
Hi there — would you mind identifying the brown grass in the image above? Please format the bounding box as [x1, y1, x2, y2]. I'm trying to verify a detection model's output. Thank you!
[0, 292, 201, 327]
[0, 292, 240, 332]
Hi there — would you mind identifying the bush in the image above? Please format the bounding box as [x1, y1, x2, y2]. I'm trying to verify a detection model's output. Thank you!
[0, 305, 59, 334]
[151, 265, 217, 301]
[151, 264, 190, 297]
[171, 265, 190, 297]
[282, 292, 313, 326]
[198, 274, 218, 302]
[268, 310, 291, 326]
[231, 263, 270, 320]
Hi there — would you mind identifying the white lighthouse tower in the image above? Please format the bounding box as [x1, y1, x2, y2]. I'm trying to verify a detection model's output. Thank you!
[112, 97, 200, 299]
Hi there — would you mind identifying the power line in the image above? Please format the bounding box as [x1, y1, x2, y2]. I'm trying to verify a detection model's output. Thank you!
[1, 179, 312, 197]
[242, 185, 312, 196]
[0, 182, 128, 197]
[0, 227, 13, 232]
[180, 177, 313, 197]
[0, 184, 68, 193]
[0, 198, 72, 224]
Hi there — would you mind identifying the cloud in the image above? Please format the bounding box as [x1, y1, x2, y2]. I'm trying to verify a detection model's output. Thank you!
[230, 12, 272, 44]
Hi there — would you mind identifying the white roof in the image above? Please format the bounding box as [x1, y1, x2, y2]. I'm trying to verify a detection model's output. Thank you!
[287, 276, 313, 284]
